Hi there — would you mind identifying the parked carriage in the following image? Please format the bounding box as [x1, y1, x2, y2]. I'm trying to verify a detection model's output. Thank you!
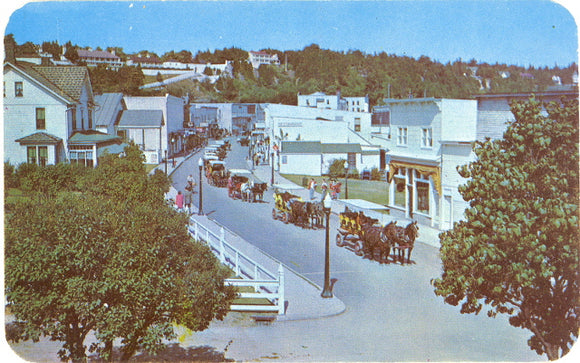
[227, 169, 269, 202]
[336, 206, 419, 264]
[271, 184, 324, 228]
[206, 160, 228, 187]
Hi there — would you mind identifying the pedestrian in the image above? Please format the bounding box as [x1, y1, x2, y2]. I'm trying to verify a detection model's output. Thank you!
[308, 178, 317, 200]
[320, 179, 328, 201]
[329, 180, 336, 200]
[187, 174, 194, 185]
[175, 190, 184, 211]
[333, 181, 342, 200]
[184, 183, 194, 214]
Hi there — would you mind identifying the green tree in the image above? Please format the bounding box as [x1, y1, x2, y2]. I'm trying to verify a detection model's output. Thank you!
[5, 144, 236, 361]
[433, 98, 579, 360]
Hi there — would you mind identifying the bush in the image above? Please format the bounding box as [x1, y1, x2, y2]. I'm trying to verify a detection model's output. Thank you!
[328, 159, 347, 178]
[4, 162, 19, 190]
[371, 168, 383, 181]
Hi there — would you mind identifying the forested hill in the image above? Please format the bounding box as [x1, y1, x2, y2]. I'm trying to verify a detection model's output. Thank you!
[14, 37, 574, 105]
[166, 44, 579, 105]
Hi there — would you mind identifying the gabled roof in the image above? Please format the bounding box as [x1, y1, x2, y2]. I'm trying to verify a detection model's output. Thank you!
[117, 110, 164, 128]
[69, 130, 121, 144]
[94, 93, 124, 127]
[15, 132, 62, 145]
[6, 61, 90, 104]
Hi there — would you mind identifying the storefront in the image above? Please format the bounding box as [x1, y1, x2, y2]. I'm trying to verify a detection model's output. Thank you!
[387, 159, 441, 227]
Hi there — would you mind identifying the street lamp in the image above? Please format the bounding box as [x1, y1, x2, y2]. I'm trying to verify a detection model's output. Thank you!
[321, 193, 333, 298]
[271, 152, 275, 186]
[344, 161, 349, 199]
[198, 157, 204, 215]
[164, 150, 168, 174]
[171, 137, 176, 167]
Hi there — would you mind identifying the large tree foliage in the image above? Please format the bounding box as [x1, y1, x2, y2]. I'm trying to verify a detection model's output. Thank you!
[433, 98, 579, 360]
[5, 144, 235, 361]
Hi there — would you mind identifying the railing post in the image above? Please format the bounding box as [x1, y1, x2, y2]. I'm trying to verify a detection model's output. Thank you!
[278, 264, 285, 315]
[235, 251, 240, 277]
[194, 220, 199, 241]
[219, 227, 226, 264]
[254, 264, 259, 280]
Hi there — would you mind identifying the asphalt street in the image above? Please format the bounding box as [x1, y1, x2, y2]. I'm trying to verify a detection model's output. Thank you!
[169, 139, 543, 362]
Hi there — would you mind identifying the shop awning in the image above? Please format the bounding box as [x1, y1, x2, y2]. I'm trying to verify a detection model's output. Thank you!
[387, 161, 441, 195]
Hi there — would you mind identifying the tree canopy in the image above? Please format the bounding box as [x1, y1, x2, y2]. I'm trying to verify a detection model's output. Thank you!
[433, 97, 579, 360]
[5, 144, 235, 361]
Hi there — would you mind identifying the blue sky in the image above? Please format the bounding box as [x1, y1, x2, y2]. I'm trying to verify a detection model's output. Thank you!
[3, 0, 578, 67]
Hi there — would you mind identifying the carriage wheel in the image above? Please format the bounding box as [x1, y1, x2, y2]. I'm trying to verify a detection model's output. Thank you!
[272, 208, 278, 220]
[282, 212, 289, 224]
[336, 233, 345, 247]
[354, 241, 364, 256]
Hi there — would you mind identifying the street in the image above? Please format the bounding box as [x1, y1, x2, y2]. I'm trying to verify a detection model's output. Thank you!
[170, 139, 542, 362]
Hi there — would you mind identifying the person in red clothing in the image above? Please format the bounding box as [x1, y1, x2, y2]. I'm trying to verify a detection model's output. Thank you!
[175, 190, 184, 211]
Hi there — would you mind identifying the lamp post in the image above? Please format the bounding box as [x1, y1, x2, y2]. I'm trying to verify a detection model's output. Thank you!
[321, 193, 333, 298]
[164, 150, 168, 174]
[344, 161, 349, 199]
[171, 137, 176, 167]
[271, 152, 275, 186]
[198, 157, 204, 215]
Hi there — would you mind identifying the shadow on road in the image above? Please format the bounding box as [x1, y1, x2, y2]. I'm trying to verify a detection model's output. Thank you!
[89, 343, 233, 362]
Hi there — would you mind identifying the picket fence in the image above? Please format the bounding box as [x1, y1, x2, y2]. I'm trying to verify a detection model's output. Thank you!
[188, 217, 285, 315]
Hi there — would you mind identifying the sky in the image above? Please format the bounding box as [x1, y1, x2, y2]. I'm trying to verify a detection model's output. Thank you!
[2, 0, 579, 67]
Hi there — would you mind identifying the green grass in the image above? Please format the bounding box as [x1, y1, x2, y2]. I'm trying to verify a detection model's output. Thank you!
[281, 174, 390, 206]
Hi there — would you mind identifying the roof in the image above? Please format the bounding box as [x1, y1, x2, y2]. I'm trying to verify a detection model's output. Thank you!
[97, 142, 128, 157]
[321, 143, 362, 154]
[77, 49, 120, 60]
[130, 55, 161, 63]
[281, 141, 365, 154]
[118, 110, 164, 128]
[15, 132, 62, 145]
[8, 62, 90, 103]
[94, 93, 124, 127]
[281, 141, 322, 154]
[472, 90, 578, 99]
[69, 130, 121, 144]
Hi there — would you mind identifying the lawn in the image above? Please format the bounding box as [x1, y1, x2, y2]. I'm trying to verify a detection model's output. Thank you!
[5, 188, 30, 203]
[281, 174, 390, 206]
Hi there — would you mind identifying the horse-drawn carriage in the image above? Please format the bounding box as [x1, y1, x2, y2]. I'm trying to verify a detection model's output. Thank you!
[206, 160, 228, 187]
[227, 169, 267, 202]
[271, 184, 324, 228]
[336, 205, 419, 264]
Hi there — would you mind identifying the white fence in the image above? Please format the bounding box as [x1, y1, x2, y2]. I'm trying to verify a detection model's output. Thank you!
[188, 218, 285, 315]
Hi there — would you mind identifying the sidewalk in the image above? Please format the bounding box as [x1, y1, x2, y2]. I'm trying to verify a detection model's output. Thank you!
[248, 160, 443, 249]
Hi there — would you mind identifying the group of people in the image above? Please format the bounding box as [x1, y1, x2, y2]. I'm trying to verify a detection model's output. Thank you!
[307, 178, 342, 201]
[175, 174, 197, 214]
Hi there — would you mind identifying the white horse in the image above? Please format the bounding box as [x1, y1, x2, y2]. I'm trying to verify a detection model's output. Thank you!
[240, 181, 253, 202]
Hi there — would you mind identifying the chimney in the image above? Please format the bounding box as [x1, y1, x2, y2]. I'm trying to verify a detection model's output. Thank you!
[4, 36, 17, 63]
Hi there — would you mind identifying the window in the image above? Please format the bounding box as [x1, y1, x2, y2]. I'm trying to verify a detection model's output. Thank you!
[38, 146, 48, 167]
[27, 147, 36, 164]
[71, 108, 77, 130]
[422, 128, 433, 148]
[397, 127, 408, 146]
[354, 117, 361, 132]
[372, 109, 390, 126]
[36, 108, 46, 130]
[69, 145, 94, 167]
[416, 181, 429, 214]
[88, 109, 93, 129]
[15, 81, 23, 97]
[394, 168, 406, 208]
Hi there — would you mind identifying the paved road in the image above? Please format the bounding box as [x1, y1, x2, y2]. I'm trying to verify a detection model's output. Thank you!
[170, 139, 542, 362]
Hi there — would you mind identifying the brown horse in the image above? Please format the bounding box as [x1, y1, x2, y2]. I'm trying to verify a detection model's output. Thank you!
[360, 221, 397, 263]
[393, 221, 419, 264]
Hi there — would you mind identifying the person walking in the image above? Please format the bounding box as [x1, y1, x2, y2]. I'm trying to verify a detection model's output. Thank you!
[184, 182, 194, 214]
[308, 178, 317, 200]
[175, 190, 184, 211]
[320, 179, 328, 201]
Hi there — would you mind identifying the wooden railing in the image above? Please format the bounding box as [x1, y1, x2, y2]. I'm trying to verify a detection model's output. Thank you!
[188, 218, 285, 315]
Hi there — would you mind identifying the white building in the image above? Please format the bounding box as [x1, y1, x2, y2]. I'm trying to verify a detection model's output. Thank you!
[371, 98, 478, 230]
[4, 61, 122, 167]
[297, 92, 370, 112]
[77, 49, 123, 70]
[248, 51, 280, 69]
[120, 95, 185, 164]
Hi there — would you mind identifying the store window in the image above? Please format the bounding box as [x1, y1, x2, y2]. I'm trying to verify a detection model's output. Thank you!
[416, 172, 430, 214]
[394, 168, 406, 207]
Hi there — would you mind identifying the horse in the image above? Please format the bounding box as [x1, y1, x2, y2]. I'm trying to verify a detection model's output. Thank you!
[392, 221, 419, 264]
[289, 199, 310, 227]
[360, 221, 397, 262]
[250, 182, 268, 202]
[240, 181, 253, 202]
[307, 201, 325, 228]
